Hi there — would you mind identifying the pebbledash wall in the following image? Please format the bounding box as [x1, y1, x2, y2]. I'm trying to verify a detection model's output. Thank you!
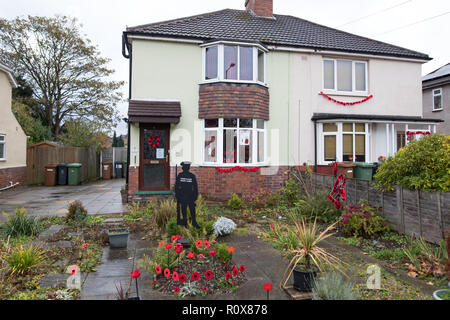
[0, 70, 27, 188]
[128, 38, 424, 200]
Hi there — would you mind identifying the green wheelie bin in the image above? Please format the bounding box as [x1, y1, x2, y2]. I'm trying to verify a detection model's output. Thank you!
[67, 163, 82, 185]
[353, 162, 375, 181]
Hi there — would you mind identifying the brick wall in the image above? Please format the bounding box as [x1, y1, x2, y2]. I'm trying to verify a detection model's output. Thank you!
[128, 166, 139, 199]
[0, 166, 27, 188]
[199, 83, 269, 120]
[245, 0, 273, 17]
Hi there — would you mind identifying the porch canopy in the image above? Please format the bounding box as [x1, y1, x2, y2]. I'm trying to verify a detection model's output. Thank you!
[128, 99, 181, 124]
[311, 113, 443, 124]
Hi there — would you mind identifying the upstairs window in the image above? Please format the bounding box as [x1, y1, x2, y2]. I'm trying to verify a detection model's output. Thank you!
[0, 135, 5, 160]
[203, 43, 266, 84]
[432, 88, 442, 111]
[323, 59, 367, 93]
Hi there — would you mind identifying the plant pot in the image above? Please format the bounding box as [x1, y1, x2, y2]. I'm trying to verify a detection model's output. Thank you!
[433, 289, 450, 300]
[107, 228, 129, 248]
[120, 189, 128, 204]
[293, 267, 317, 292]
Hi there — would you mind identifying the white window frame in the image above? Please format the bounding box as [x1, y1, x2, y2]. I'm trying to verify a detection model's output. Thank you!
[322, 58, 368, 95]
[432, 88, 443, 111]
[202, 118, 267, 166]
[0, 134, 6, 161]
[202, 42, 267, 86]
[319, 122, 370, 165]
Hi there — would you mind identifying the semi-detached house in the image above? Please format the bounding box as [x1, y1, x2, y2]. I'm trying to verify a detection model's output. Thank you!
[122, 0, 443, 201]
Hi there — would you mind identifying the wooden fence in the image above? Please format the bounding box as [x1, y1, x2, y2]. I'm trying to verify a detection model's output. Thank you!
[299, 171, 450, 244]
[27, 145, 100, 185]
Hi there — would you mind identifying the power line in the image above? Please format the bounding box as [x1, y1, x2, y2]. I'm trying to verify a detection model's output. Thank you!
[374, 11, 450, 36]
[337, 0, 413, 28]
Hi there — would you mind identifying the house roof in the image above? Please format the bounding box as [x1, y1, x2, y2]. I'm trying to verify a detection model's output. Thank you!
[126, 9, 430, 61]
[128, 100, 181, 123]
[422, 63, 450, 82]
[0, 62, 18, 88]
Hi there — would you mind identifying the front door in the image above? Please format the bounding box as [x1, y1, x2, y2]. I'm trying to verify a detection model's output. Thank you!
[139, 124, 170, 191]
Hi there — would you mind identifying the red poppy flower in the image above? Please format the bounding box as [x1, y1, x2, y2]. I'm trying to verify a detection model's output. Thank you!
[176, 235, 182, 241]
[227, 246, 235, 253]
[210, 249, 217, 256]
[202, 286, 208, 292]
[165, 243, 173, 250]
[233, 268, 239, 277]
[155, 265, 162, 274]
[204, 240, 210, 248]
[264, 283, 273, 292]
[131, 269, 141, 279]
[175, 245, 183, 254]
[158, 241, 165, 248]
[187, 252, 195, 259]
[192, 272, 200, 281]
[239, 265, 245, 272]
[171, 235, 176, 242]
[212, 240, 216, 244]
[225, 272, 232, 280]
[174, 287, 180, 294]
[81, 243, 89, 249]
[164, 268, 171, 278]
[195, 240, 202, 247]
[179, 273, 187, 283]
[172, 271, 179, 281]
[67, 265, 79, 275]
[204, 270, 213, 280]
[197, 254, 205, 259]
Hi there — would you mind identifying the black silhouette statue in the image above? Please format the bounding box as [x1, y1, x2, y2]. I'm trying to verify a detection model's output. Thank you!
[175, 161, 200, 229]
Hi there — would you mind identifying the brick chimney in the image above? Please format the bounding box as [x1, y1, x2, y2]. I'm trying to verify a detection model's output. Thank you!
[245, 0, 273, 18]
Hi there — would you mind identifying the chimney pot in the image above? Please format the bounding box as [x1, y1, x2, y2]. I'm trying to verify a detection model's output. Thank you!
[245, 0, 273, 18]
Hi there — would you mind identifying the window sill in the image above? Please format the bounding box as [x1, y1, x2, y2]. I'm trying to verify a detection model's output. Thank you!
[321, 90, 370, 98]
[432, 108, 443, 112]
[200, 79, 268, 88]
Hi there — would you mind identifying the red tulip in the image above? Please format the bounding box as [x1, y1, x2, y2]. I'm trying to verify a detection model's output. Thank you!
[175, 244, 183, 254]
[179, 273, 187, 283]
[176, 235, 182, 241]
[192, 272, 200, 281]
[204, 270, 213, 280]
[264, 283, 273, 292]
[210, 249, 217, 256]
[166, 243, 172, 250]
[131, 269, 141, 279]
[227, 246, 235, 253]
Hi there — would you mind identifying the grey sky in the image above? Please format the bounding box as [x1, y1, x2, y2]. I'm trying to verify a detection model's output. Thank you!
[2, 0, 449, 135]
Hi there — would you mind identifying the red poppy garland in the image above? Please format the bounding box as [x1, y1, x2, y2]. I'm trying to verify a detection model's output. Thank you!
[148, 136, 160, 148]
[215, 166, 260, 173]
[328, 162, 347, 210]
[406, 130, 430, 141]
[320, 91, 373, 106]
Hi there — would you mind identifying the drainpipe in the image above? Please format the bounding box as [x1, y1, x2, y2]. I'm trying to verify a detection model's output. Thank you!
[0, 181, 20, 191]
[122, 33, 132, 185]
[314, 120, 318, 173]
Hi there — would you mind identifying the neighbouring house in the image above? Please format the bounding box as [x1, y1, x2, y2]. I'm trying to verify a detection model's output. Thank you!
[0, 62, 27, 189]
[422, 63, 450, 134]
[122, 0, 443, 201]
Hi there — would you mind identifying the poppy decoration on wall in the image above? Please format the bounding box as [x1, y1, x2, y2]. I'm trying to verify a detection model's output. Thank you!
[406, 131, 430, 141]
[320, 91, 373, 106]
[148, 136, 161, 148]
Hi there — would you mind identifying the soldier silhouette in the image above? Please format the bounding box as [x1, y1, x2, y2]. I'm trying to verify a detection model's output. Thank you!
[175, 161, 200, 229]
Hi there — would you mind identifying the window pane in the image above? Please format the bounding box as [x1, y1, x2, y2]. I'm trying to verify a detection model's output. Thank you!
[0, 135, 4, 141]
[143, 129, 166, 161]
[239, 119, 253, 128]
[258, 50, 265, 82]
[355, 62, 366, 91]
[323, 60, 335, 89]
[224, 118, 237, 127]
[343, 134, 353, 161]
[337, 60, 352, 91]
[205, 46, 218, 80]
[205, 119, 218, 128]
[224, 46, 238, 80]
[204, 130, 217, 163]
[343, 123, 353, 132]
[256, 120, 264, 129]
[324, 135, 336, 161]
[143, 164, 165, 188]
[323, 123, 337, 132]
[240, 47, 253, 81]
[434, 95, 442, 110]
[0, 144, 4, 159]
[258, 131, 264, 162]
[397, 131, 406, 152]
[223, 129, 237, 163]
[239, 129, 252, 163]
[355, 134, 365, 162]
[355, 123, 365, 132]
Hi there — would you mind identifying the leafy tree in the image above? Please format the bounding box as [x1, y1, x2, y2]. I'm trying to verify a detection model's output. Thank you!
[58, 118, 106, 151]
[0, 15, 123, 137]
[112, 131, 118, 147]
[116, 135, 125, 147]
[12, 101, 52, 144]
[373, 134, 450, 192]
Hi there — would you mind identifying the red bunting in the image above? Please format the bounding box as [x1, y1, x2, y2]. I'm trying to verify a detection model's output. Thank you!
[320, 91, 373, 106]
[406, 131, 430, 141]
[215, 166, 260, 173]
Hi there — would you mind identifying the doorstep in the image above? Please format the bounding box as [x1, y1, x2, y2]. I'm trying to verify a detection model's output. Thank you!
[134, 191, 173, 195]
[283, 286, 313, 300]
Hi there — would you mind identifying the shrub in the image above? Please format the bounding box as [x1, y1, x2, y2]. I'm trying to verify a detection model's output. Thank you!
[245, 188, 280, 209]
[215, 243, 233, 263]
[339, 202, 389, 238]
[125, 200, 154, 222]
[167, 217, 182, 237]
[312, 272, 358, 300]
[228, 193, 242, 210]
[187, 218, 215, 238]
[374, 134, 450, 192]
[195, 194, 208, 219]
[66, 201, 88, 224]
[3, 208, 40, 237]
[6, 244, 45, 275]
[280, 176, 300, 205]
[154, 200, 177, 230]
[213, 217, 236, 236]
[292, 190, 340, 223]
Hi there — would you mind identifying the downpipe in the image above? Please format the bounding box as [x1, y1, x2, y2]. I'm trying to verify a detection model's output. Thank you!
[0, 181, 20, 191]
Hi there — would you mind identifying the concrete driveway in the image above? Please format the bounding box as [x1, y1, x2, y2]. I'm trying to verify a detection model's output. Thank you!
[0, 179, 129, 221]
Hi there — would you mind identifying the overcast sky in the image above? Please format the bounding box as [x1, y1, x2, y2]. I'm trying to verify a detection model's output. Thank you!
[2, 0, 449, 135]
